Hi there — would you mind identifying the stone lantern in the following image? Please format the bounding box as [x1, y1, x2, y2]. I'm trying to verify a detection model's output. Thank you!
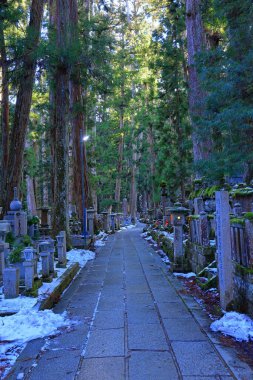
[39, 242, 50, 279]
[56, 234, 66, 267]
[23, 247, 34, 290]
[110, 213, 116, 233]
[101, 211, 110, 232]
[87, 208, 95, 237]
[170, 203, 189, 271]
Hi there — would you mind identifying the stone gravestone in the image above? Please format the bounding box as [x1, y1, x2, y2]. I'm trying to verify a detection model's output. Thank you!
[122, 198, 128, 225]
[215, 191, 233, 310]
[101, 212, 110, 232]
[194, 197, 204, 215]
[3, 267, 20, 298]
[87, 209, 95, 237]
[56, 234, 66, 267]
[110, 213, 116, 233]
[0, 242, 5, 275]
[199, 211, 209, 247]
[24, 260, 34, 291]
[171, 203, 189, 271]
[59, 231, 67, 256]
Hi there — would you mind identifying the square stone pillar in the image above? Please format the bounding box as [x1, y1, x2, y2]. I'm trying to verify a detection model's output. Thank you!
[199, 211, 210, 247]
[194, 197, 204, 215]
[24, 260, 34, 290]
[215, 191, 233, 310]
[171, 203, 189, 271]
[101, 212, 109, 232]
[0, 242, 5, 275]
[3, 267, 20, 298]
[56, 234, 67, 267]
[40, 252, 50, 278]
[59, 231, 67, 256]
[87, 209, 95, 237]
[110, 213, 116, 233]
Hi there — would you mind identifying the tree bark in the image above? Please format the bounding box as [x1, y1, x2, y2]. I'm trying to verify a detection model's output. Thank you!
[0, 6, 9, 206]
[69, 0, 90, 220]
[186, 0, 212, 163]
[50, 0, 71, 236]
[114, 106, 124, 211]
[4, 0, 45, 210]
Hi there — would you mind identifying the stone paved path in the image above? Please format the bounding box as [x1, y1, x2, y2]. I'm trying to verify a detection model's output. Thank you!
[8, 225, 252, 380]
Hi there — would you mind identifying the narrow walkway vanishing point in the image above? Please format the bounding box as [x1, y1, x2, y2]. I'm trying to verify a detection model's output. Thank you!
[8, 225, 252, 380]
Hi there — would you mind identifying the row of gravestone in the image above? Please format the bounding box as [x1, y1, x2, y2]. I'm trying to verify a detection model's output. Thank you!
[162, 192, 251, 312]
[2, 231, 67, 299]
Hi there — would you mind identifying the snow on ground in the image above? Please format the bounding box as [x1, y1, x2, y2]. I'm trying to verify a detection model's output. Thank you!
[0, 294, 37, 313]
[211, 312, 253, 342]
[67, 249, 95, 268]
[144, 236, 153, 241]
[159, 231, 174, 241]
[0, 310, 73, 378]
[140, 232, 148, 238]
[173, 272, 196, 279]
[162, 257, 170, 265]
[121, 224, 136, 230]
[94, 240, 105, 247]
[38, 249, 95, 298]
[0, 309, 72, 343]
[96, 231, 108, 240]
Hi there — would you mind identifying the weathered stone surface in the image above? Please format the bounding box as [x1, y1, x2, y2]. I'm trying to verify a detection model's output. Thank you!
[3, 267, 19, 298]
[79, 357, 125, 380]
[172, 341, 231, 377]
[215, 191, 233, 310]
[129, 351, 179, 380]
[83, 328, 124, 358]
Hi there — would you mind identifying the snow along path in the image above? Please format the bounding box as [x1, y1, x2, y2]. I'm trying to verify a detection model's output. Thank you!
[0, 248, 97, 379]
[5, 223, 252, 380]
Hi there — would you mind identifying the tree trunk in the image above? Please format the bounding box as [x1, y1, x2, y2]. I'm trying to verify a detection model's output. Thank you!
[50, 0, 71, 236]
[0, 8, 9, 206]
[115, 106, 124, 211]
[4, 0, 44, 210]
[70, 0, 90, 219]
[186, 0, 212, 163]
[26, 176, 37, 215]
[129, 141, 137, 224]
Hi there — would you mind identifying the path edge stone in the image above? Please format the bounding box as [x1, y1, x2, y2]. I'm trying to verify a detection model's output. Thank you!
[35, 262, 80, 311]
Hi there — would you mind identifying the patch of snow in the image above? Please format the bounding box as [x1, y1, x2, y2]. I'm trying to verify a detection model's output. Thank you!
[67, 249, 95, 268]
[0, 309, 72, 343]
[207, 268, 217, 274]
[126, 224, 136, 229]
[145, 236, 153, 241]
[0, 295, 37, 313]
[96, 231, 108, 239]
[140, 232, 148, 238]
[210, 312, 253, 342]
[162, 257, 170, 265]
[173, 272, 196, 279]
[16, 373, 24, 380]
[94, 240, 105, 247]
[0, 310, 73, 378]
[208, 288, 218, 292]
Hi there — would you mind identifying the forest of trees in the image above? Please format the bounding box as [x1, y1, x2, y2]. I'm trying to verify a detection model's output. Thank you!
[0, 0, 253, 233]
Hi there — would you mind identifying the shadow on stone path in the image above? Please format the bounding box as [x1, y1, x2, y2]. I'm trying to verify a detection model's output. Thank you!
[7, 224, 252, 380]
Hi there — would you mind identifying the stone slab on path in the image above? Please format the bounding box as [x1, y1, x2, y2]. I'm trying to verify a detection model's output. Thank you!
[6, 224, 253, 380]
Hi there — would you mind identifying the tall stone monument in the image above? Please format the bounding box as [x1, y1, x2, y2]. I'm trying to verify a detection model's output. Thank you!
[171, 203, 189, 271]
[215, 191, 233, 310]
